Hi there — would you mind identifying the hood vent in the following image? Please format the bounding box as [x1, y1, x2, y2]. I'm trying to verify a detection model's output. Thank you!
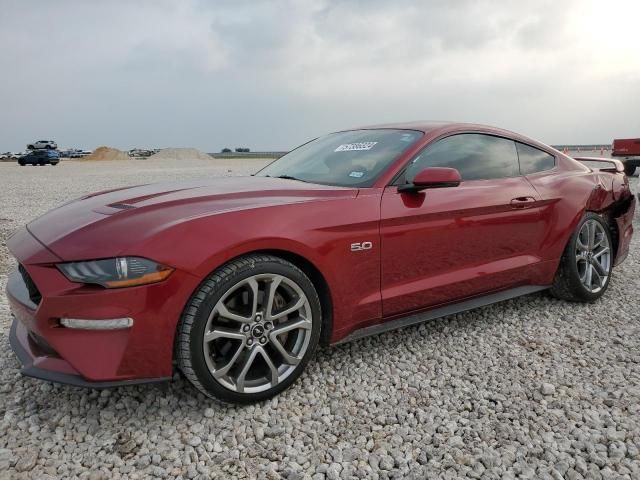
[109, 203, 136, 210]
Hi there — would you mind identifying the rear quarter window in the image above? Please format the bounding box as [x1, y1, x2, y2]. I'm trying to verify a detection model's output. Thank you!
[516, 142, 555, 174]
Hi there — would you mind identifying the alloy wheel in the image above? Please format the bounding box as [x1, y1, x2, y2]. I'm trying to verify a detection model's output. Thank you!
[575, 219, 611, 293]
[202, 274, 312, 393]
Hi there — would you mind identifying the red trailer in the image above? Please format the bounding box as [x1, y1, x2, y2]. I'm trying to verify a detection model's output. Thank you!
[612, 138, 640, 176]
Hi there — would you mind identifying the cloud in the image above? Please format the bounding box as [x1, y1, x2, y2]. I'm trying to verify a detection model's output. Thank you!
[0, 0, 639, 152]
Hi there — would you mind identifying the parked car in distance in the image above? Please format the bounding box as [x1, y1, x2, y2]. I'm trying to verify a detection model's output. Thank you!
[5, 122, 636, 404]
[18, 149, 60, 166]
[612, 138, 640, 176]
[235, 147, 251, 152]
[59, 149, 73, 158]
[128, 148, 157, 158]
[61, 149, 92, 158]
[27, 140, 58, 150]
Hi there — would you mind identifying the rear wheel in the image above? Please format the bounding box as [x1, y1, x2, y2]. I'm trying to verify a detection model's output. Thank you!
[176, 255, 322, 403]
[550, 212, 613, 302]
[624, 163, 636, 176]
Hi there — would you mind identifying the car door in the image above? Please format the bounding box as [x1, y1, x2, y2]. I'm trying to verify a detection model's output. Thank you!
[380, 133, 546, 317]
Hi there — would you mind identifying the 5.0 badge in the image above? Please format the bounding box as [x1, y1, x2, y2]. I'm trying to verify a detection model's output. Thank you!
[351, 241, 373, 251]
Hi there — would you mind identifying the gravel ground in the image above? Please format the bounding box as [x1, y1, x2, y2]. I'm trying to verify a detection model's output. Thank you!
[1, 159, 639, 479]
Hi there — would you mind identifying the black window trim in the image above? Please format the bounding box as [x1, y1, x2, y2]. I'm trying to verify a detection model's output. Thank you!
[390, 131, 558, 186]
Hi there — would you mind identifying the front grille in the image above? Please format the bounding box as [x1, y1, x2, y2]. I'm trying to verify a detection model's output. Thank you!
[18, 264, 42, 305]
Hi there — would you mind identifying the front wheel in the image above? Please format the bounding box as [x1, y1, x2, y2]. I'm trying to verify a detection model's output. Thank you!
[550, 212, 613, 302]
[176, 254, 322, 403]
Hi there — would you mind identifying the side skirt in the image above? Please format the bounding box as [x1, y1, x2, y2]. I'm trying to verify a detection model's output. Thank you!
[333, 285, 549, 345]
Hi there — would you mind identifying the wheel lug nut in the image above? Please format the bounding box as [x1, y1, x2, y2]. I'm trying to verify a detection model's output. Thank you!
[260, 336, 267, 344]
[264, 322, 273, 330]
[242, 325, 250, 332]
[247, 339, 253, 346]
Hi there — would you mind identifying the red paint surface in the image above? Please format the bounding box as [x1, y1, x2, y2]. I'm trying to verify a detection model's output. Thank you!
[6, 122, 635, 383]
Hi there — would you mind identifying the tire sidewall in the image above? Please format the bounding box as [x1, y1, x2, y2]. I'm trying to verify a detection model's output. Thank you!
[565, 213, 613, 301]
[624, 164, 636, 177]
[185, 259, 322, 403]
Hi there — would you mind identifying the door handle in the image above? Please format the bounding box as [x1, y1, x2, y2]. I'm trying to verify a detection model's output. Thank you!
[510, 196, 537, 209]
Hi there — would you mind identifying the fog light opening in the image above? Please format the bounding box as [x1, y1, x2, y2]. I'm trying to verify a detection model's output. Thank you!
[59, 318, 134, 330]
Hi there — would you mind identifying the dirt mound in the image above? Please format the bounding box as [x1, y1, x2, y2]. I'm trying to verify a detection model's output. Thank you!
[149, 148, 212, 161]
[83, 146, 130, 161]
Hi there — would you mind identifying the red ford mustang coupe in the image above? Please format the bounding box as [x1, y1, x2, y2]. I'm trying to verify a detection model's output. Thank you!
[6, 122, 636, 403]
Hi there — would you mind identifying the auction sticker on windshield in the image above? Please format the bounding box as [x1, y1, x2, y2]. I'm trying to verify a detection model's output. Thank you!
[335, 142, 377, 152]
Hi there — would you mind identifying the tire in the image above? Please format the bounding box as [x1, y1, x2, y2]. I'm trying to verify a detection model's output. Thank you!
[176, 254, 322, 404]
[27, 145, 34, 150]
[550, 212, 613, 302]
[624, 163, 636, 176]
[18, 161, 25, 166]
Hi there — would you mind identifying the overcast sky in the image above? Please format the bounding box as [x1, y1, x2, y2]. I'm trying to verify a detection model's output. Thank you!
[1, 0, 639, 152]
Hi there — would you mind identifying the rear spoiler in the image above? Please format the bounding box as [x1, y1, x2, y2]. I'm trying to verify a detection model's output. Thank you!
[573, 156, 624, 173]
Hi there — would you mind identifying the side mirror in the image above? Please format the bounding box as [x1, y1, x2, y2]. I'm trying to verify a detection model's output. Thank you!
[398, 167, 461, 193]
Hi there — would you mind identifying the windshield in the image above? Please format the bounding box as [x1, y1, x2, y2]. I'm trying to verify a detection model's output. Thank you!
[257, 129, 423, 187]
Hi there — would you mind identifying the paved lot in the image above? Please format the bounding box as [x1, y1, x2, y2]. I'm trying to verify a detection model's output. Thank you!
[0, 159, 639, 479]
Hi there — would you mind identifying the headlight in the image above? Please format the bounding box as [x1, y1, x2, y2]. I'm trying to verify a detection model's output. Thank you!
[57, 257, 174, 288]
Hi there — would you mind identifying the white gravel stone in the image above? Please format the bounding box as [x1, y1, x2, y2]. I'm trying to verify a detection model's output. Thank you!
[203, 408, 215, 418]
[541, 383, 556, 395]
[1, 160, 640, 478]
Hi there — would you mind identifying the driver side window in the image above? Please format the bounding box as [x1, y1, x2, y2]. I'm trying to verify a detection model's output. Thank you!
[403, 133, 519, 182]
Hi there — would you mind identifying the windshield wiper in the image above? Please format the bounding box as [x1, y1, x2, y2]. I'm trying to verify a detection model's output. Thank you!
[272, 175, 308, 183]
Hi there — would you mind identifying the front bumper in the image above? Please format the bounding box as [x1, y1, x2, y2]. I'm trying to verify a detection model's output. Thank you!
[5, 227, 200, 387]
[9, 316, 167, 389]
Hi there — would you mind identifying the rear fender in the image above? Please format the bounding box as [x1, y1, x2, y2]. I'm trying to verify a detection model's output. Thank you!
[581, 166, 634, 265]
[609, 194, 636, 266]
[585, 174, 615, 212]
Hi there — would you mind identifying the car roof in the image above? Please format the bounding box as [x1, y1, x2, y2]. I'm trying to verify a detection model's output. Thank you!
[350, 121, 554, 153]
[354, 121, 518, 136]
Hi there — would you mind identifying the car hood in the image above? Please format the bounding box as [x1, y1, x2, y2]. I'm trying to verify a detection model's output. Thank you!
[27, 176, 357, 260]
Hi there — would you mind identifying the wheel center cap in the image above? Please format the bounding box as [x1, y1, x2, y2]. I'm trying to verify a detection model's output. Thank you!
[251, 325, 265, 338]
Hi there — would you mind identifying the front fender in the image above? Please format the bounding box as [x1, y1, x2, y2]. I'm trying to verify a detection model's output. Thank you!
[193, 237, 337, 291]
[130, 194, 383, 341]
